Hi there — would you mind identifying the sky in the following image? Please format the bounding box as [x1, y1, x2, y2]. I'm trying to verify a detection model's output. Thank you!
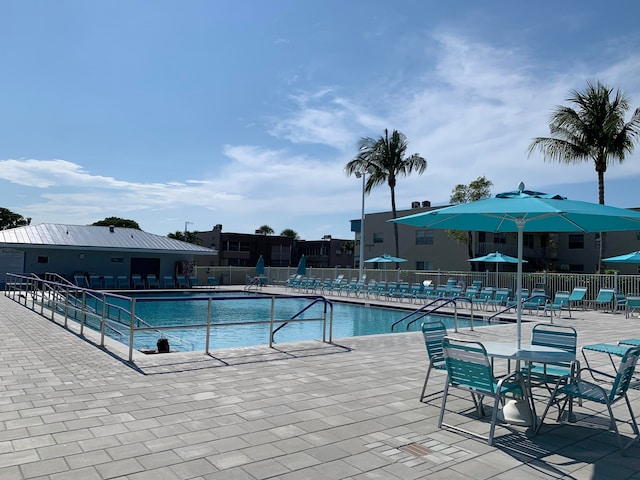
[2, 1, 640, 240]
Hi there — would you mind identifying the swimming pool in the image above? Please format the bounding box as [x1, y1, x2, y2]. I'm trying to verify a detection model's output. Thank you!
[95, 291, 491, 352]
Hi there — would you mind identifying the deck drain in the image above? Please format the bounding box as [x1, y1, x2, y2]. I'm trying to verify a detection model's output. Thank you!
[399, 442, 433, 457]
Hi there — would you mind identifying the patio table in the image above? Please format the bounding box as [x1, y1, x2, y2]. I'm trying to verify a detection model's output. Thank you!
[481, 341, 577, 429]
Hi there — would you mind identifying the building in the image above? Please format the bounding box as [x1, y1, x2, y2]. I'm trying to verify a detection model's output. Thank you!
[0, 223, 216, 286]
[353, 203, 640, 274]
[196, 225, 353, 269]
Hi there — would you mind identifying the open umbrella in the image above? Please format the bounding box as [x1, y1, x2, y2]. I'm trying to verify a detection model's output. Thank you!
[364, 254, 407, 263]
[468, 251, 527, 287]
[603, 251, 640, 263]
[296, 255, 307, 276]
[393, 182, 640, 350]
[255, 255, 265, 275]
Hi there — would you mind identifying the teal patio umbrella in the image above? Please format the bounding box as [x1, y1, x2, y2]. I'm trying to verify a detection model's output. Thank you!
[296, 255, 307, 276]
[364, 254, 408, 264]
[255, 255, 265, 275]
[393, 182, 640, 349]
[603, 251, 640, 263]
[468, 251, 527, 287]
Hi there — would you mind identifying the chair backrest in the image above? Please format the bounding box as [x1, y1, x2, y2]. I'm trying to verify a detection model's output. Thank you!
[531, 323, 577, 354]
[464, 286, 478, 297]
[552, 291, 570, 305]
[421, 321, 447, 362]
[472, 280, 483, 290]
[478, 287, 494, 299]
[442, 337, 494, 394]
[569, 286, 587, 302]
[595, 288, 615, 302]
[493, 288, 510, 300]
[610, 346, 640, 401]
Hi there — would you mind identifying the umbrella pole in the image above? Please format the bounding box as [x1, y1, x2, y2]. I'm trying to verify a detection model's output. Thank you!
[516, 221, 524, 350]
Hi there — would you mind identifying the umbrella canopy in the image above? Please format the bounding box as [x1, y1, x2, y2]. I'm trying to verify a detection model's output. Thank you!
[364, 254, 407, 263]
[393, 182, 640, 349]
[296, 255, 307, 276]
[603, 251, 640, 263]
[255, 255, 265, 275]
[468, 252, 527, 287]
[468, 252, 523, 264]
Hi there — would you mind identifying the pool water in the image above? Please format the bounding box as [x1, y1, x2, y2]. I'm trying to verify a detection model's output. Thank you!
[101, 292, 489, 352]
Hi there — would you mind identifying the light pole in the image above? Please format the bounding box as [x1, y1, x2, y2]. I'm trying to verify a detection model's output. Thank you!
[355, 170, 367, 281]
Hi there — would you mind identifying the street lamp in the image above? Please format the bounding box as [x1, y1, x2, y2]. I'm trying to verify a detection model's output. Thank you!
[355, 169, 367, 281]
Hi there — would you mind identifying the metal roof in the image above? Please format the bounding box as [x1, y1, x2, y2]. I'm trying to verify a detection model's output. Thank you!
[0, 224, 216, 255]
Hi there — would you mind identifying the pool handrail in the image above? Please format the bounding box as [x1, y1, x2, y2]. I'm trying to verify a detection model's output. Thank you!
[270, 296, 333, 342]
[390, 296, 474, 333]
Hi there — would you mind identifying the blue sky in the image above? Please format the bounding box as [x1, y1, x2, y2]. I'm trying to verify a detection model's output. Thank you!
[2, 1, 640, 239]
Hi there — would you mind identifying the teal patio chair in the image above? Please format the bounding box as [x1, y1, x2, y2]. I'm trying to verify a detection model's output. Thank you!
[419, 321, 448, 402]
[614, 293, 627, 314]
[543, 291, 571, 318]
[487, 287, 510, 311]
[568, 286, 587, 310]
[521, 323, 577, 398]
[472, 287, 494, 310]
[116, 275, 129, 289]
[438, 337, 527, 446]
[207, 276, 218, 288]
[162, 275, 175, 288]
[131, 274, 145, 289]
[146, 274, 159, 289]
[102, 275, 116, 289]
[625, 295, 640, 318]
[586, 288, 615, 311]
[523, 288, 547, 315]
[536, 345, 640, 455]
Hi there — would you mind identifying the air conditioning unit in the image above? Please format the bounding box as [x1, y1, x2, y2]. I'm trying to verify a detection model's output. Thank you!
[422, 200, 431, 207]
[411, 201, 420, 208]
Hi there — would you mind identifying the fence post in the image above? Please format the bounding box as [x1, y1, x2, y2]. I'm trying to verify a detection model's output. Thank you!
[268, 296, 275, 348]
[205, 297, 212, 354]
[128, 299, 136, 362]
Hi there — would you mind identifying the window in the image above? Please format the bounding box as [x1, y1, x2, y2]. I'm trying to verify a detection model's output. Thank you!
[594, 232, 600, 248]
[569, 264, 584, 272]
[37, 256, 48, 264]
[524, 234, 534, 249]
[568, 234, 584, 249]
[478, 231, 486, 242]
[373, 232, 384, 243]
[416, 261, 432, 270]
[111, 257, 124, 263]
[416, 230, 434, 245]
[493, 233, 506, 244]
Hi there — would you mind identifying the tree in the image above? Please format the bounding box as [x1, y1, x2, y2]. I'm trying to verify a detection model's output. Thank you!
[447, 176, 493, 269]
[280, 228, 300, 240]
[92, 217, 141, 230]
[257, 225, 274, 235]
[341, 240, 355, 267]
[0, 207, 30, 230]
[527, 80, 640, 270]
[167, 231, 202, 244]
[345, 129, 427, 260]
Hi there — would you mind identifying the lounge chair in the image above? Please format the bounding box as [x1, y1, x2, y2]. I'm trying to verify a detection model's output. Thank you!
[102, 275, 116, 289]
[163, 275, 175, 289]
[177, 276, 189, 288]
[523, 288, 547, 315]
[614, 293, 627, 313]
[568, 286, 587, 310]
[419, 321, 448, 402]
[88, 274, 101, 289]
[586, 287, 615, 311]
[416, 283, 434, 302]
[543, 291, 571, 318]
[625, 295, 640, 318]
[472, 287, 494, 310]
[131, 274, 145, 289]
[207, 276, 218, 288]
[116, 275, 129, 289]
[73, 274, 87, 288]
[189, 275, 199, 287]
[147, 274, 159, 289]
[537, 345, 640, 454]
[487, 287, 510, 311]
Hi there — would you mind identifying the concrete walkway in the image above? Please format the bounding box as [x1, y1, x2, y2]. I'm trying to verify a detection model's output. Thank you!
[1, 288, 640, 479]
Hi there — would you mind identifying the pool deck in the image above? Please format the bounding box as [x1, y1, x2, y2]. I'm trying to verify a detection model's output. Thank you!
[2, 287, 640, 479]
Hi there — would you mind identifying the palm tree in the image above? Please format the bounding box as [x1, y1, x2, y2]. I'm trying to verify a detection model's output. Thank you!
[280, 228, 300, 240]
[345, 129, 427, 259]
[257, 225, 274, 235]
[527, 80, 640, 270]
